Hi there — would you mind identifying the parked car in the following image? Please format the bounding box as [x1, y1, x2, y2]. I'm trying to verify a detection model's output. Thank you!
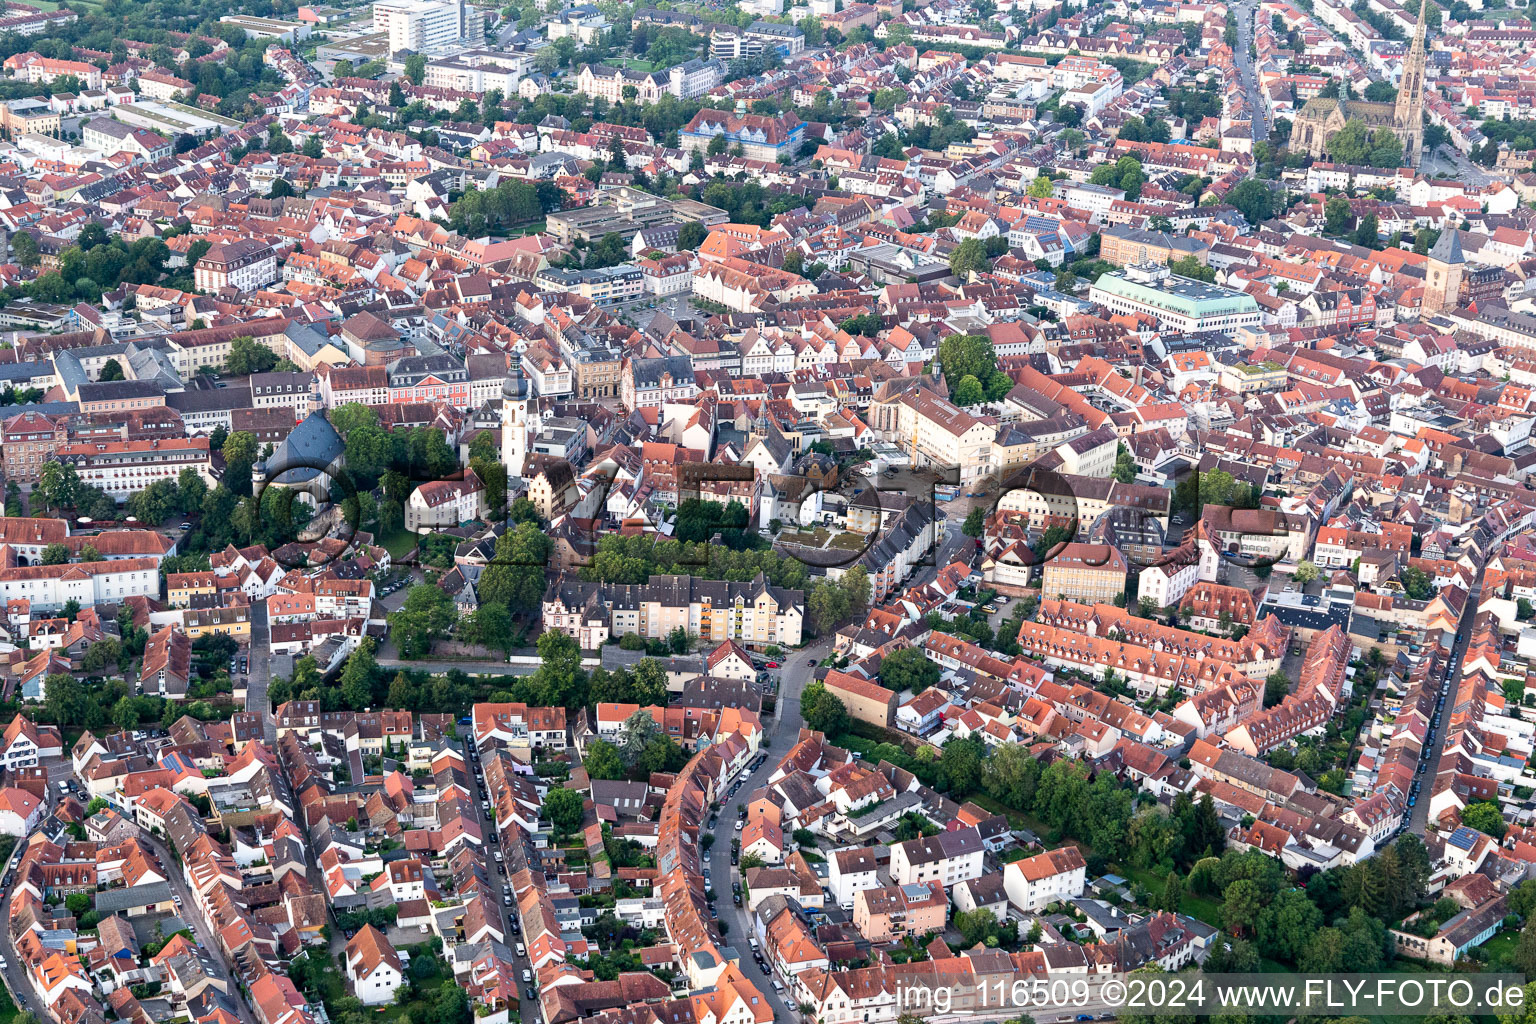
[765, 661, 779, 669]
[734, 820, 743, 831]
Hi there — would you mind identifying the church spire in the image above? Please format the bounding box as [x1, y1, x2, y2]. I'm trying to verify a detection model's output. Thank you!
[1395, 0, 1431, 168]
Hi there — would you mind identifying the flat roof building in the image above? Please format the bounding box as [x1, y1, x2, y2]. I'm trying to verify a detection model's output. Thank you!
[1088, 263, 1262, 334]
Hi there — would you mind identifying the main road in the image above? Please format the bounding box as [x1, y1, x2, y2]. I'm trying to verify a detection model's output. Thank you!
[1233, 0, 1271, 142]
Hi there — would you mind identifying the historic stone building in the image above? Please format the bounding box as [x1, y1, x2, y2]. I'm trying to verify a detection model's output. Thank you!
[1292, 1, 1428, 167]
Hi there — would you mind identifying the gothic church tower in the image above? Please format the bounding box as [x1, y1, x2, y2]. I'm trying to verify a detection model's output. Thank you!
[1395, 0, 1431, 168]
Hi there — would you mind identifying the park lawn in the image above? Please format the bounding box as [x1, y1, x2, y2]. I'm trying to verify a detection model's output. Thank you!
[1114, 863, 1223, 929]
[604, 56, 658, 71]
[506, 218, 546, 237]
[379, 527, 419, 559]
[833, 732, 877, 759]
[965, 792, 1061, 839]
[1476, 928, 1518, 966]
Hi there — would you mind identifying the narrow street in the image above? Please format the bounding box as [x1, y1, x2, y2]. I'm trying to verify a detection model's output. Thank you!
[245, 601, 275, 745]
[139, 831, 263, 1023]
[0, 827, 262, 1024]
[1410, 579, 1481, 830]
[1233, 0, 1271, 142]
[707, 635, 834, 1019]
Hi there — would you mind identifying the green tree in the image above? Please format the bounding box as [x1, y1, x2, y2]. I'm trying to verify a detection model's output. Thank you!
[467, 602, 516, 656]
[545, 786, 584, 834]
[1114, 443, 1138, 483]
[534, 628, 586, 708]
[800, 680, 849, 736]
[982, 743, 1042, 809]
[177, 466, 207, 515]
[1221, 878, 1267, 937]
[1324, 194, 1352, 235]
[99, 359, 125, 382]
[403, 54, 427, 86]
[220, 431, 259, 496]
[677, 221, 707, 250]
[386, 585, 458, 659]
[1461, 800, 1508, 839]
[962, 507, 986, 538]
[953, 374, 985, 406]
[584, 739, 626, 781]
[1354, 212, 1380, 247]
[1264, 671, 1290, 708]
[938, 737, 984, 795]
[338, 639, 379, 710]
[954, 908, 999, 946]
[949, 237, 991, 279]
[40, 543, 70, 565]
[880, 645, 942, 694]
[1027, 175, 1055, 198]
[82, 639, 122, 675]
[1160, 871, 1184, 914]
[476, 521, 551, 613]
[11, 231, 38, 268]
[807, 580, 851, 635]
[637, 735, 686, 776]
[1226, 179, 1277, 226]
[937, 334, 997, 383]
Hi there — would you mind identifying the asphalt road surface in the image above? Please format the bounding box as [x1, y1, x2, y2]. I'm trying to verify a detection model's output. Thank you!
[1410, 579, 1481, 830]
[707, 634, 835, 1019]
[1233, 0, 1271, 142]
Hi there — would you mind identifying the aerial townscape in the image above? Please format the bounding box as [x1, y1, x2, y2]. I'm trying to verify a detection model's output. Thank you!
[12, 0, 1536, 1021]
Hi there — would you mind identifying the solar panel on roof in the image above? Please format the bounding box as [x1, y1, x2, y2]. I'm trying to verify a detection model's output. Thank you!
[1448, 826, 1479, 850]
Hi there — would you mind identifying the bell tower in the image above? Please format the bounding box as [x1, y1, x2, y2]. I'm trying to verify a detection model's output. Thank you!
[501, 364, 530, 479]
[1395, 0, 1431, 168]
[1422, 228, 1465, 316]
